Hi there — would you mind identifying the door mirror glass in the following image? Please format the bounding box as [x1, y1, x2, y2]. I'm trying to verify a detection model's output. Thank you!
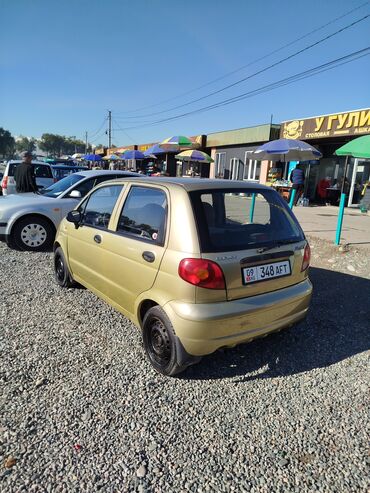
[66, 210, 82, 228]
[69, 190, 82, 199]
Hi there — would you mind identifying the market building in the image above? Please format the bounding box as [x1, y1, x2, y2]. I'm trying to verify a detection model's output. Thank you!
[206, 123, 280, 183]
[280, 108, 370, 206]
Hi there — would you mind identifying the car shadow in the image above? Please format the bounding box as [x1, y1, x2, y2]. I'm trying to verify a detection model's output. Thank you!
[183, 267, 370, 381]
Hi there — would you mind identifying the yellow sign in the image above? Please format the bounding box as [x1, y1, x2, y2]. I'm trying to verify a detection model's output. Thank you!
[281, 109, 370, 139]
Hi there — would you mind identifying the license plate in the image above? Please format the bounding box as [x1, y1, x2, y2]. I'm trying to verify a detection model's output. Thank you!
[242, 260, 291, 285]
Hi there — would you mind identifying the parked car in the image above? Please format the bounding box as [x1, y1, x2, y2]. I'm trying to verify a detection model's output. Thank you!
[1, 160, 54, 195]
[51, 164, 89, 182]
[54, 177, 312, 376]
[0, 170, 142, 251]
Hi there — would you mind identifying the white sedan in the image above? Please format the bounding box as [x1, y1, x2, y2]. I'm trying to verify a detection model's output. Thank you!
[0, 170, 143, 251]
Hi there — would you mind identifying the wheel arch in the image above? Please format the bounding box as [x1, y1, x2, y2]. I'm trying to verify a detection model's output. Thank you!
[138, 299, 159, 328]
[10, 213, 57, 237]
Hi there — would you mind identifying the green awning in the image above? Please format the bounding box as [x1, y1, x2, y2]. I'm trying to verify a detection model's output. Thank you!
[335, 135, 370, 159]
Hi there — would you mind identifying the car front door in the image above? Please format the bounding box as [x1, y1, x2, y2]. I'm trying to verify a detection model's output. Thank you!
[67, 184, 124, 294]
[101, 185, 168, 317]
[59, 175, 124, 219]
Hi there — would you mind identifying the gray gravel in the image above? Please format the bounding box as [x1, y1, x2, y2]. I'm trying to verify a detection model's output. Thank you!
[1, 240, 369, 492]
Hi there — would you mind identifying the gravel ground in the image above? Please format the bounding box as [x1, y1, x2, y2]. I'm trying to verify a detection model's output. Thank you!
[0, 239, 369, 493]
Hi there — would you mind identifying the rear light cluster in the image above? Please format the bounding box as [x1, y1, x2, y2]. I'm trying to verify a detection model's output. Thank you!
[178, 258, 225, 290]
[1, 176, 8, 190]
[301, 243, 311, 272]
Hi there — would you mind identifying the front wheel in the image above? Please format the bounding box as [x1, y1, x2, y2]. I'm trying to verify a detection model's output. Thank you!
[54, 247, 76, 288]
[12, 216, 54, 251]
[142, 306, 190, 376]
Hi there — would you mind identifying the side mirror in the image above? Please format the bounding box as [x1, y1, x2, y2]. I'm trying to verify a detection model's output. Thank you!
[69, 190, 82, 198]
[66, 210, 82, 229]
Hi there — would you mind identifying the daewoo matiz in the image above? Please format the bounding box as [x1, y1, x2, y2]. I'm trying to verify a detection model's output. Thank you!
[53, 177, 312, 376]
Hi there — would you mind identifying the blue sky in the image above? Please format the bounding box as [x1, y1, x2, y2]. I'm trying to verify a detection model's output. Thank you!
[1, 0, 369, 147]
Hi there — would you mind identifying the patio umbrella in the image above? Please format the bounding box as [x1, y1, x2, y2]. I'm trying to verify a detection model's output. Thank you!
[72, 153, 83, 159]
[120, 150, 146, 160]
[102, 154, 120, 160]
[82, 153, 102, 162]
[159, 135, 194, 150]
[175, 150, 213, 178]
[335, 135, 370, 159]
[143, 144, 178, 156]
[175, 150, 214, 163]
[247, 138, 322, 162]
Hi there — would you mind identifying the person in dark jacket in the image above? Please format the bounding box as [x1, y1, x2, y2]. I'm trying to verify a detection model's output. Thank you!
[14, 151, 38, 193]
[289, 165, 305, 205]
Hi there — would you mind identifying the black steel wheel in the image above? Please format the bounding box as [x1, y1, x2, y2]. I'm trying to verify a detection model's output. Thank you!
[54, 247, 76, 288]
[142, 306, 186, 376]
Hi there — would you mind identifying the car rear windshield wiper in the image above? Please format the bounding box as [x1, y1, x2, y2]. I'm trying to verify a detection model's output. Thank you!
[257, 239, 299, 253]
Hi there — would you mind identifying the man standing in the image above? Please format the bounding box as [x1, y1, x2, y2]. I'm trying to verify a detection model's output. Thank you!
[14, 151, 38, 193]
[289, 164, 305, 205]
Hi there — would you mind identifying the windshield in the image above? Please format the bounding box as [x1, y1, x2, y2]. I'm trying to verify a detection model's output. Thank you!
[190, 188, 305, 253]
[39, 174, 84, 198]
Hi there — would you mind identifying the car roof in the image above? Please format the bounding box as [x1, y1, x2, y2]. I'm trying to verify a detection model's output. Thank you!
[7, 160, 51, 165]
[73, 169, 143, 178]
[100, 176, 271, 191]
[51, 164, 88, 169]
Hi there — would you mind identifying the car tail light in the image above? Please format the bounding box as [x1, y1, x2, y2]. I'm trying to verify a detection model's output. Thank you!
[1, 176, 8, 190]
[178, 258, 226, 290]
[301, 243, 311, 271]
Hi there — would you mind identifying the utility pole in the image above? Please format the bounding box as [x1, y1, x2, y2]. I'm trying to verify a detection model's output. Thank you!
[108, 110, 112, 150]
[85, 131, 88, 154]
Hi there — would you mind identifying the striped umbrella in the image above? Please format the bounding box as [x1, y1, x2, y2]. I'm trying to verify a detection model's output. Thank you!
[159, 135, 193, 150]
[175, 150, 214, 163]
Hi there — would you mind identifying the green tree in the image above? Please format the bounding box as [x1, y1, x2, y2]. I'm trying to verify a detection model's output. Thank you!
[39, 133, 65, 156]
[0, 127, 15, 157]
[15, 136, 37, 154]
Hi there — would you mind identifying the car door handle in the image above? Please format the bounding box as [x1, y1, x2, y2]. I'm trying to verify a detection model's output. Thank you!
[94, 234, 102, 244]
[142, 251, 155, 263]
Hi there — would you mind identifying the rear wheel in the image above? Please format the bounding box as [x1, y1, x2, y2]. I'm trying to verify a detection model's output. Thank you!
[13, 216, 54, 251]
[142, 306, 188, 376]
[54, 247, 76, 288]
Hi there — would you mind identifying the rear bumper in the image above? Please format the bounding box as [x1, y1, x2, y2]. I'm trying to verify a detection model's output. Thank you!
[163, 278, 312, 356]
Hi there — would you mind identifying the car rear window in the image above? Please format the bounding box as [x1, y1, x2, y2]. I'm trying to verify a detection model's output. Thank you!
[9, 163, 53, 178]
[190, 188, 305, 253]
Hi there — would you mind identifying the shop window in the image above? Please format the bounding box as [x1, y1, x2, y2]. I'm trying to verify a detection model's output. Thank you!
[215, 152, 226, 178]
[244, 153, 261, 181]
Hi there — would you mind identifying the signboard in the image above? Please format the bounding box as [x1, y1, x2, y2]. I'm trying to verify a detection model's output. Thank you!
[281, 109, 370, 140]
[138, 143, 156, 151]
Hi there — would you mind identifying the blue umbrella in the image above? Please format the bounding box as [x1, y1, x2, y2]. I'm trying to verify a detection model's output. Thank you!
[248, 138, 322, 162]
[83, 153, 102, 161]
[120, 150, 146, 160]
[143, 144, 178, 156]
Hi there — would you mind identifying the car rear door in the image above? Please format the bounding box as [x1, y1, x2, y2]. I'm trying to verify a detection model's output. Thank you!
[191, 189, 308, 301]
[33, 164, 54, 190]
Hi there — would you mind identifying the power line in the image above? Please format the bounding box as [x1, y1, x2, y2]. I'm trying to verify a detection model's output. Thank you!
[112, 47, 369, 131]
[113, 13, 369, 121]
[112, 118, 136, 143]
[114, 2, 370, 116]
[88, 117, 108, 139]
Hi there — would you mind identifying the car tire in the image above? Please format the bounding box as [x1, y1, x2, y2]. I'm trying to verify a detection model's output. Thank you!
[142, 306, 189, 377]
[13, 216, 54, 251]
[54, 247, 76, 288]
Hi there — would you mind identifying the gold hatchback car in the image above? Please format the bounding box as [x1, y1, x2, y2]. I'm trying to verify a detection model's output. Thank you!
[54, 177, 312, 376]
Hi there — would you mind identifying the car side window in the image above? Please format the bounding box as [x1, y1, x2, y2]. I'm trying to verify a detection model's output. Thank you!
[34, 165, 53, 178]
[81, 185, 123, 229]
[117, 186, 167, 244]
[71, 175, 121, 198]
